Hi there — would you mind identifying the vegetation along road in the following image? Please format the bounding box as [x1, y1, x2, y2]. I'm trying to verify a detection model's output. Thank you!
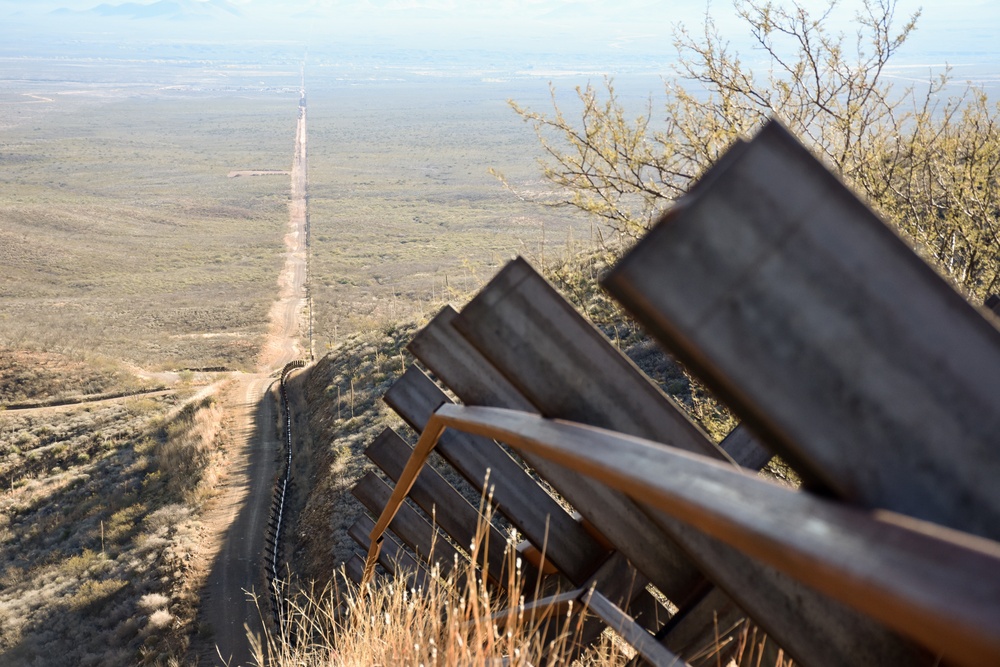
[192, 87, 310, 666]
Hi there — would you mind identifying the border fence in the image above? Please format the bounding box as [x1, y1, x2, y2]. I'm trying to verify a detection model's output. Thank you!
[266, 360, 306, 628]
[339, 120, 1000, 667]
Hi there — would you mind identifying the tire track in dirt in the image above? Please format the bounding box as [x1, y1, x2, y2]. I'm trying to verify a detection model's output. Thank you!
[192, 375, 277, 666]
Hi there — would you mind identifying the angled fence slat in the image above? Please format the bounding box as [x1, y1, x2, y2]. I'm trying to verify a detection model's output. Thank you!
[489, 589, 583, 630]
[576, 550, 666, 635]
[348, 515, 430, 590]
[433, 404, 995, 667]
[451, 258, 772, 470]
[452, 258, 733, 462]
[408, 306, 536, 412]
[640, 509, 926, 666]
[582, 590, 686, 667]
[449, 261, 928, 667]
[409, 304, 705, 606]
[352, 471, 466, 579]
[604, 119, 1000, 541]
[365, 427, 523, 588]
[383, 367, 609, 584]
[653, 586, 748, 659]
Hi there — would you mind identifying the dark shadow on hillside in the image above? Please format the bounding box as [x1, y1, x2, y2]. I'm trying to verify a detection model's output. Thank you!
[0, 398, 213, 665]
[191, 379, 279, 667]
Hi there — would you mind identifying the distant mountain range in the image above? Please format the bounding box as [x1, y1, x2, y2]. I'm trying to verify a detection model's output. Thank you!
[52, 0, 240, 21]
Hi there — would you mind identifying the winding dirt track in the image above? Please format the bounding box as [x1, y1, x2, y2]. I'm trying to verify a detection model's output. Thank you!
[191, 93, 309, 666]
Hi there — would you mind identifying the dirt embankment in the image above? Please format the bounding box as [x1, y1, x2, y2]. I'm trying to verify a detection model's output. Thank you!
[282, 323, 417, 591]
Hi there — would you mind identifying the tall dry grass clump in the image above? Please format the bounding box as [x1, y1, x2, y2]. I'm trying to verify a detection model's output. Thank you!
[255, 504, 787, 666]
[152, 395, 225, 506]
[254, 505, 637, 667]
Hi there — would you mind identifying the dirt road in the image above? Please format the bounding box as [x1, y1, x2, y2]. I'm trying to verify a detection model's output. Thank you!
[261, 97, 309, 372]
[192, 92, 309, 666]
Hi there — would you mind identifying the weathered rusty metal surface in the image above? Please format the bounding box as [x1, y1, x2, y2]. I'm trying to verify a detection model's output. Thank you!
[578, 550, 668, 636]
[348, 515, 429, 590]
[353, 471, 465, 578]
[582, 590, 685, 667]
[409, 305, 706, 604]
[416, 301, 771, 471]
[452, 260, 731, 461]
[605, 120, 1000, 541]
[366, 427, 523, 588]
[383, 367, 608, 584]
[435, 405, 939, 666]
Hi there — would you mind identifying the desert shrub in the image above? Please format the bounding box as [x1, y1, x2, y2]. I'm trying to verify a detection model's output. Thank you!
[146, 609, 174, 632]
[0, 349, 144, 405]
[0, 391, 212, 666]
[151, 397, 223, 502]
[138, 593, 171, 615]
[511, 0, 1000, 301]
[70, 578, 129, 613]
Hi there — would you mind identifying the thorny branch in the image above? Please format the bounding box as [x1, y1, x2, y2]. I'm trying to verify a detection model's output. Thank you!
[506, 0, 999, 301]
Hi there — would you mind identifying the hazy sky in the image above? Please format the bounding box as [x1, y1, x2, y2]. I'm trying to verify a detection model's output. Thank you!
[1, 0, 997, 67]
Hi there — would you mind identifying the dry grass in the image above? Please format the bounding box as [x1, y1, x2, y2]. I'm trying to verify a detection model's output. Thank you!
[256, 506, 638, 667]
[0, 374, 231, 666]
[283, 248, 799, 666]
[0, 84, 292, 371]
[259, 506, 791, 667]
[0, 348, 152, 406]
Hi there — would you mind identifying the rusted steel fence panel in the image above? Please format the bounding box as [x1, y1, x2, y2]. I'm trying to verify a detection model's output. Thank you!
[445, 261, 926, 665]
[339, 118, 996, 667]
[451, 259, 773, 471]
[348, 515, 429, 590]
[431, 404, 996, 667]
[453, 259, 733, 462]
[365, 427, 522, 588]
[383, 367, 608, 584]
[409, 305, 706, 606]
[605, 119, 1000, 541]
[352, 471, 465, 579]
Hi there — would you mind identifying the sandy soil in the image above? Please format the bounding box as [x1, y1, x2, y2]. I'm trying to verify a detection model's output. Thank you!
[190, 375, 278, 666]
[189, 95, 309, 665]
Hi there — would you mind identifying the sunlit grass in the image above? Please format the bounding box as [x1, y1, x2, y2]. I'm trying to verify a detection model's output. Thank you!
[0, 92, 292, 370]
[256, 504, 791, 667]
[254, 503, 636, 667]
[0, 386, 231, 665]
